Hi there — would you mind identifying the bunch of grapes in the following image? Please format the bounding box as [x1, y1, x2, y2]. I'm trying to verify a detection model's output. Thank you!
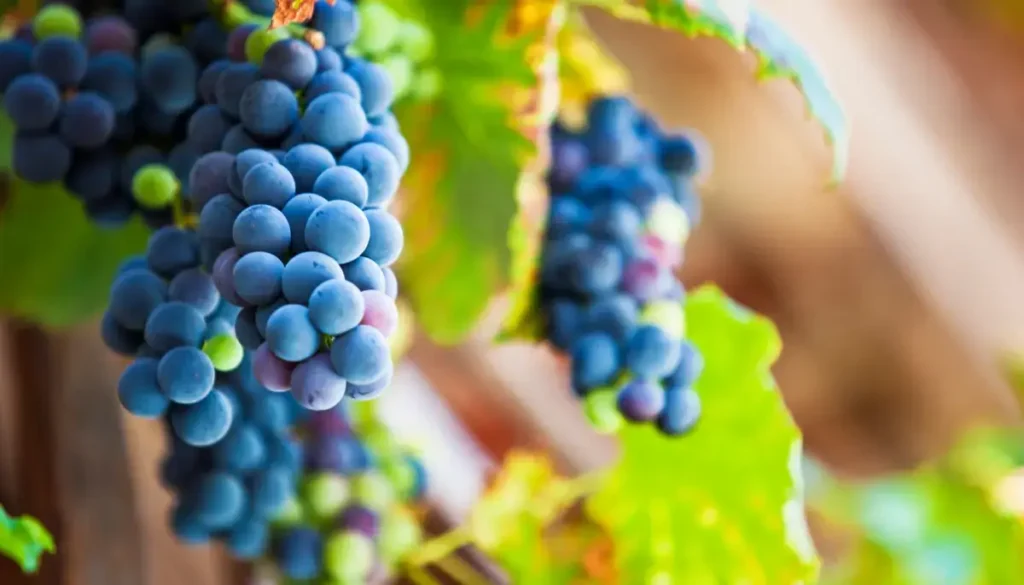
[161, 352, 306, 558]
[271, 404, 426, 583]
[539, 96, 706, 437]
[350, 0, 440, 103]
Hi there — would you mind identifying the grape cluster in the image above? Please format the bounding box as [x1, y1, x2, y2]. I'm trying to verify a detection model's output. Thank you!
[350, 0, 440, 103]
[104, 226, 249, 447]
[540, 96, 706, 437]
[162, 353, 305, 558]
[272, 404, 426, 583]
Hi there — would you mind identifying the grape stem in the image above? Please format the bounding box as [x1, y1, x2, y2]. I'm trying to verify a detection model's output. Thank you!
[207, 0, 325, 49]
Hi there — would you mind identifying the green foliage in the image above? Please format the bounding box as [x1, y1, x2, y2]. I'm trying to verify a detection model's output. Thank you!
[577, 0, 848, 183]
[391, 0, 540, 343]
[0, 506, 55, 573]
[0, 116, 149, 327]
[586, 286, 819, 584]
[809, 430, 1024, 585]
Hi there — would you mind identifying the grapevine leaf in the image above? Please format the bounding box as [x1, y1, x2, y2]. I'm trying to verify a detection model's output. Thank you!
[392, 0, 545, 343]
[0, 115, 149, 327]
[0, 506, 55, 573]
[586, 286, 819, 584]
[577, 0, 848, 184]
[556, 10, 631, 125]
[271, 0, 315, 29]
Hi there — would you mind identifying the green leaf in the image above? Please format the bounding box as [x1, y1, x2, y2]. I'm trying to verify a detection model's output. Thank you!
[0, 115, 149, 327]
[0, 506, 55, 573]
[585, 286, 819, 584]
[391, 0, 540, 343]
[577, 0, 849, 184]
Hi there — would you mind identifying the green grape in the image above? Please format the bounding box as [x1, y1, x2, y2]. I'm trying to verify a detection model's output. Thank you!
[646, 198, 690, 245]
[397, 21, 433, 62]
[584, 389, 624, 434]
[377, 55, 413, 100]
[361, 425, 396, 454]
[349, 472, 394, 512]
[301, 473, 349, 521]
[132, 164, 178, 209]
[409, 68, 442, 101]
[202, 334, 244, 372]
[638, 300, 685, 339]
[246, 28, 288, 64]
[271, 496, 305, 527]
[379, 457, 415, 500]
[33, 4, 83, 40]
[323, 530, 375, 580]
[353, 2, 402, 55]
[378, 509, 421, 564]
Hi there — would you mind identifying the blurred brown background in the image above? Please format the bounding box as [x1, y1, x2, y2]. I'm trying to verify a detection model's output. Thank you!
[2, 0, 1024, 583]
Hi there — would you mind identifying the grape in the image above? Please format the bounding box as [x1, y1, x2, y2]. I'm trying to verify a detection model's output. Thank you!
[616, 380, 665, 423]
[202, 334, 244, 371]
[117, 357, 170, 418]
[323, 531, 374, 580]
[266, 305, 321, 362]
[197, 59, 228, 104]
[233, 251, 285, 305]
[170, 503, 210, 545]
[12, 133, 71, 183]
[85, 16, 137, 55]
[256, 299, 288, 337]
[313, 0, 360, 47]
[251, 465, 295, 515]
[147, 227, 200, 278]
[227, 24, 258, 62]
[346, 60, 393, 118]
[329, 325, 389, 384]
[304, 69, 362, 103]
[215, 62, 260, 118]
[102, 311, 144, 355]
[339, 142, 400, 208]
[190, 472, 247, 529]
[308, 279, 364, 336]
[282, 144, 336, 193]
[233, 204, 292, 257]
[239, 80, 299, 138]
[221, 124, 261, 154]
[140, 45, 198, 113]
[282, 252, 345, 304]
[363, 127, 410, 172]
[659, 134, 701, 176]
[625, 325, 681, 380]
[261, 39, 317, 90]
[230, 149, 278, 196]
[377, 510, 421, 562]
[341, 257, 385, 292]
[382, 267, 398, 300]
[275, 527, 323, 580]
[591, 200, 642, 243]
[305, 201, 370, 264]
[168, 143, 203, 193]
[363, 209, 403, 266]
[312, 166, 369, 207]
[349, 472, 394, 511]
[656, 386, 700, 436]
[157, 346, 216, 404]
[291, 353, 347, 411]
[132, 163, 178, 209]
[663, 340, 703, 388]
[170, 389, 234, 446]
[316, 47, 343, 72]
[213, 423, 267, 472]
[242, 161, 297, 207]
[253, 343, 294, 392]
[569, 333, 620, 394]
[228, 517, 268, 559]
[359, 290, 397, 337]
[346, 363, 392, 400]
[189, 151, 236, 211]
[109, 269, 168, 330]
[33, 4, 83, 40]
[244, 27, 288, 65]
[569, 243, 623, 294]
[144, 301, 207, 352]
[187, 104, 233, 152]
[4, 73, 61, 131]
[0, 40, 32, 93]
[337, 505, 379, 538]
[184, 18, 228, 64]
[300, 93, 368, 151]
[212, 248, 247, 306]
[584, 294, 638, 341]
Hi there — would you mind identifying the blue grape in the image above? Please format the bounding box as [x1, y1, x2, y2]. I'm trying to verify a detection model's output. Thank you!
[304, 69, 361, 103]
[233, 251, 285, 305]
[101, 311, 144, 355]
[198, 59, 229, 104]
[304, 200, 370, 264]
[312, 165, 369, 207]
[198, 194, 245, 251]
[316, 47, 342, 72]
[187, 104, 232, 152]
[625, 325, 681, 380]
[236, 307, 264, 349]
[329, 325, 389, 384]
[189, 151, 236, 211]
[239, 79, 299, 138]
[82, 51, 137, 113]
[300, 92, 367, 151]
[86, 193, 135, 227]
[227, 516, 268, 559]
[242, 161, 296, 207]
[346, 60, 393, 117]
[189, 472, 246, 529]
[312, 0, 360, 47]
[382, 267, 398, 300]
[233, 204, 292, 257]
[275, 527, 323, 580]
[583, 294, 637, 341]
[144, 301, 207, 352]
[4, 73, 61, 130]
[308, 278, 364, 336]
[0, 40, 32, 92]
[170, 389, 234, 446]
[168, 142, 203, 192]
[617, 380, 665, 422]
[290, 352, 347, 410]
[117, 357, 170, 418]
[215, 62, 260, 118]
[230, 148, 278, 196]
[548, 299, 582, 350]
[170, 503, 210, 545]
[282, 251, 345, 304]
[256, 299, 288, 337]
[109, 268, 168, 330]
[363, 127, 410, 172]
[362, 209, 403, 266]
[65, 149, 119, 201]
[12, 133, 71, 183]
[569, 243, 623, 294]
[340, 257, 384, 292]
[339, 142, 401, 207]
[221, 124, 262, 154]
[663, 340, 703, 388]
[146, 227, 200, 278]
[212, 423, 267, 472]
[59, 91, 116, 148]
[141, 45, 198, 114]
[281, 144, 336, 193]
[656, 387, 700, 436]
[346, 362, 392, 400]
[261, 39, 317, 90]
[265, 304, 321, 362]
[158, 346, 216, 404]
[33, 36, 87, 87]
[243, 392, 290, 431]
[569, 333, 620, 394]
[250, 466, 295, 516]
[590, 200, 642, 243]
[184, 18, 228, 64]
[659, 134, 700, 176]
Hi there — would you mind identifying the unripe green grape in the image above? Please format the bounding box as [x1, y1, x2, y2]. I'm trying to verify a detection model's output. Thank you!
[398, 21, 433, 62]
[271, 496, 305, 526]
[349, 472, 394, 512]
[202, 334, 244, 371]
[584, 389, 623, 433]
[377, 55, 413, 100]
[409, 68, 442, 101]
[33, 4, 83, 39]
[246, 28, 288, 64]
[301, 473, 349, 521]
[323, 531, 375, 580]
[353, 2, 402, 55]
[639, 301, 685, 339]
[379, 456, 415, 500]
[378, 509, 421, 564]
[132, 164, 178, 209]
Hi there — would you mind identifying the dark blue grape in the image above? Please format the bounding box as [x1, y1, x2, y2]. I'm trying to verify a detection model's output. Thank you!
[0, 40, 32, 92]
[250, 466, 295, 517]
[144, 301, 207, 352]
[616, 380, 665, 422]
[59, 91, 116, 148]
[659, 134, 700, 176]
[215, 62, 260, 118]
[345, 361, 392, 400]
[101, 311, 144, 355]
[109, 268, 168, 330]
[12, 133, 71, 183]
[290, 352, 347, 410]
[233, 204, 292, 257]
[158, 346, 216, 404]
[261, 39, 317, 90]
[308, 278, 364, 336]
[4, 73, 61, 131]
[141, 45, 198, 114]
[227, 516, 268, 559]
[212, 423, 267, 472]
[312, 0, 360, 47]
[242, 161, 296, 207]
[187, 104, 233, 152]
[662, 340, 703, 388]
[281, 144, 336, 193]
[33, 36, 88, 87]
[656, 386, 700, 436]
[329, 325, 389, 384]
[170, 389, 234, 446]
[233, 251, 285, 305]
[300, 92, 367, 151]
[347, 60, 393, 117]
[230, 148, 278, 197]
[569, 333, 619, 394]
[312, 165, 368, 207]
[146, 227, 200, 278]
[189, 151, 236, 211]
[305, 200, 370, 264]
[625, 325, 681, 380]
[65, 148, 119, 201]
[117, 357, 170, 418]
[221, 124, 262, 154]
[304, 69, 361, 103]
[282, 251, 344, 304]
[188, 472, 246, 529]
[316, 47, 342, 72]
[341, 257, 384, 292]
[265, 304, 320, 362]
[275, 527, 322, 581]
[338, 142, 400, 207]
[363, 127, 410, 172]
[239, 79, 299, 138]
[198, 59, 229, 104]
[363, 209, 403, 266]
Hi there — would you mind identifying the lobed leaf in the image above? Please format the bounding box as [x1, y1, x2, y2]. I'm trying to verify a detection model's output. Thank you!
[0, 506, 55, 573]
